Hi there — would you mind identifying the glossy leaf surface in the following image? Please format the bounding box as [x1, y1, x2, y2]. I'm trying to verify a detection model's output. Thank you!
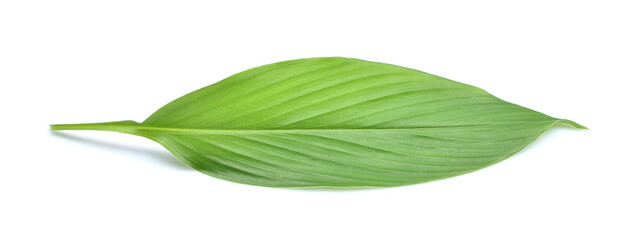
[51, 57, 585, 187]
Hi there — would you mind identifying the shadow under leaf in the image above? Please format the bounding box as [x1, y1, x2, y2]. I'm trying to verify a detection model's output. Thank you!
[51, 131, 193, 171]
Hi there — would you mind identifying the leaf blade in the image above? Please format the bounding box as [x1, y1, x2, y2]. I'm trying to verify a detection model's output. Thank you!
[141, 121, 558, 187]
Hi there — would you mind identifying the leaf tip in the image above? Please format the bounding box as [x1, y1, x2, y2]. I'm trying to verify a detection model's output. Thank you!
[558, 119, 588, 130]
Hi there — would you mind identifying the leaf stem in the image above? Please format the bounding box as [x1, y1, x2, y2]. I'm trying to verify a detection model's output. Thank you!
[50, 120, 141, 134]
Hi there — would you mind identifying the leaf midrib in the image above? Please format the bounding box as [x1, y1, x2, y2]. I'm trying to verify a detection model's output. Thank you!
[50, 120, 568, 135]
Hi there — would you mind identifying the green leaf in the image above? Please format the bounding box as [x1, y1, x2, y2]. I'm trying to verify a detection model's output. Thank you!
[51, 57, 586, 188]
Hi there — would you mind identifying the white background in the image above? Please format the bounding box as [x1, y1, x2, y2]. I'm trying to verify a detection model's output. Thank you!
[1, 1, 636, 239]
